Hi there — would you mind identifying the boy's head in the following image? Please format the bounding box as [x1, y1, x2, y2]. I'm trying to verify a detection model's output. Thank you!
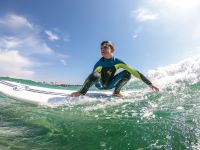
[100, 41, 115, 59]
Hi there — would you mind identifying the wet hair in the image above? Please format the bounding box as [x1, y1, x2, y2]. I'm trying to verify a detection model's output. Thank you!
[101, 41, 114, 49]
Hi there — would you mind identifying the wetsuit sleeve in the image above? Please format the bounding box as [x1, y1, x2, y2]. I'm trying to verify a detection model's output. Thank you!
[115, 64, 152, 86]
[79, 58, 103, 95]
[93, 58, 103, 73]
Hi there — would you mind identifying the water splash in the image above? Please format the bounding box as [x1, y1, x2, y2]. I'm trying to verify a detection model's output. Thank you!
[147, 56, 200, 87]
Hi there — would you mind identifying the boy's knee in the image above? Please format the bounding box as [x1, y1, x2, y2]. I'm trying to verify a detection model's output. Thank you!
[123, 70, 131, 80]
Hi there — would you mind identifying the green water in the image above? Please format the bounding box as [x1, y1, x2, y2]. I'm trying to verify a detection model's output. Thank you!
[0, 78, 199, 149]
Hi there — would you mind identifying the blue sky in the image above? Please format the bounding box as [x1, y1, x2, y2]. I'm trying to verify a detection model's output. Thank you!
[1, 0, 200, 84]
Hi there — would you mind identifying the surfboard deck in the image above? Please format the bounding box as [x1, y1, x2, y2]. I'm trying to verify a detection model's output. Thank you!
[0, 80, 130, 106]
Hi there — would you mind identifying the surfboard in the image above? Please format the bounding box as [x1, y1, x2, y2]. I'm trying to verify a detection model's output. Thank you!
[0, 80, 126, 106]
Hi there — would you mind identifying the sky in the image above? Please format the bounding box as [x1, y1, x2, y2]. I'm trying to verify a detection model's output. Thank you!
[1, 0, 200, 84]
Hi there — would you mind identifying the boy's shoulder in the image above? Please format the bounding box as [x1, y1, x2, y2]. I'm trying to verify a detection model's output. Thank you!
[113, 57, 126, 64]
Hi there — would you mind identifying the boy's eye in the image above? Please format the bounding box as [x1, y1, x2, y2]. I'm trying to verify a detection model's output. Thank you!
[101, 46, 109, 50]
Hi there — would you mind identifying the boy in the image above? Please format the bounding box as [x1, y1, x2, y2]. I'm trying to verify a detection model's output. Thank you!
[71, 41, 159, 97]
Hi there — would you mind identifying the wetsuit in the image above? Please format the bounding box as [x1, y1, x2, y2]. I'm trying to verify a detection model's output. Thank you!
[79, 57, 152, 95]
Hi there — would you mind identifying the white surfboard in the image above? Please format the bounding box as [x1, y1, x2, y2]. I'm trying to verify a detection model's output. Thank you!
[0, 80, 130, 106]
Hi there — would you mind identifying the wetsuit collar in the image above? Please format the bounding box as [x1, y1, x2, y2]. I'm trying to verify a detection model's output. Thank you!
[103, 56, 114, 60]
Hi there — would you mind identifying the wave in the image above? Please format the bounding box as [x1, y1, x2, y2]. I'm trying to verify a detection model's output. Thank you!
[147, 56, 200, 87]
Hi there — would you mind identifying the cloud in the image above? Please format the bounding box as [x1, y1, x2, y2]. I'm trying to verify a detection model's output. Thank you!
[137, 0, 200, 23]
[132, 34, 138, 39]
[192, 25, 200, 39]
[133, 8, 158, 22]
[132, 0, 200, 25]
[45, 30, 59, 41]
[129, 0, 200, 67]
[0, 14, 33, 30]
[0, 13, 68, 79]
[0, 14, 54, 55]
[45, 28, 70, 42]
[57, 53, 69, 66]
[150, 0, 200, 13]
[60, 59, 67, 66]
[0, 36, 53, 55]
[0, 50, 34, 79]
[132, 0, 200, 43]
[132, 27, 143, 39]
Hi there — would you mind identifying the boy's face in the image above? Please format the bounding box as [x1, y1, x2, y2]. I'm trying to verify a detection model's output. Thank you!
[101, 44, 114, 59]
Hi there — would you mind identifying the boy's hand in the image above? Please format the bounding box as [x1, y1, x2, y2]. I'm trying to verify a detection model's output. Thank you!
[150, 84, 159, 92]
[112, 93, 123, 97]
[71, 91, 81, 97]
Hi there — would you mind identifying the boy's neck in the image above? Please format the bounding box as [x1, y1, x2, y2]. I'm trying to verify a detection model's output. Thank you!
[103, 55, 113, 59]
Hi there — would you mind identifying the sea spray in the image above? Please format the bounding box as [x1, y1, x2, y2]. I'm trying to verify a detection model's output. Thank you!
[147, 56, 200, 86]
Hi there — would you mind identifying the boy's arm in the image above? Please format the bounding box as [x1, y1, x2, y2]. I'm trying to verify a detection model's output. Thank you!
[93, 57, 103, 72]
[71, 72, 98, 97]
[71, 60, 102, 97]
[116, 64, 159, 91]
[116, 64, 152, 85]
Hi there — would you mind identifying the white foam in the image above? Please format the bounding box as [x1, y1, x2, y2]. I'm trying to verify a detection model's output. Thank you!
[83, 90, 146, 111]
[176, 106, 184, 110]
[147, 56, 200, 87]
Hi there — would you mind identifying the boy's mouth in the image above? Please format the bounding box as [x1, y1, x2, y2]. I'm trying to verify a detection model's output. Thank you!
[101, 52, 106, 55]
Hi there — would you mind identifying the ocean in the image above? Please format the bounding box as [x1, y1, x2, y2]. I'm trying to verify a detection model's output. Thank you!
[0, 57, 200, 150]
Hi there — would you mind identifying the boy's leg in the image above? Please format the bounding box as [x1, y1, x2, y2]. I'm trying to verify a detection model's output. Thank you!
[107, 70, 131, 94]
[79, 72, 101, 95]
[94, 81, 104, 89]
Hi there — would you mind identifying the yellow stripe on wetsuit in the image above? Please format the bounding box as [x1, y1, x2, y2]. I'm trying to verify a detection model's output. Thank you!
[94, 64, 142, 80]
[94, 66, 102, 73]
[115, 63, 142, 80]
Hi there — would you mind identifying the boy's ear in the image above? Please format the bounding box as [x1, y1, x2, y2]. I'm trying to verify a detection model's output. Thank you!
[111, 48, 115, 53]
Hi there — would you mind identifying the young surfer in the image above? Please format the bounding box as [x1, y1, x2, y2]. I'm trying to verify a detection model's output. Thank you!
[71, 41, 159, 97]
